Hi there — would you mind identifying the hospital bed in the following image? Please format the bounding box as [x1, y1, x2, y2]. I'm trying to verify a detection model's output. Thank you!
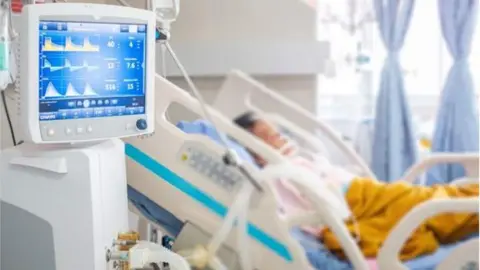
[212, 70, 480, 183]
[124, 74, 316, 269]
[124, 74, 479, 270]
[213, 70, 376, 178]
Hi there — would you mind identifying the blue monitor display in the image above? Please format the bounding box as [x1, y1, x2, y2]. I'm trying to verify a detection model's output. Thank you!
[38, 21, 147, 121]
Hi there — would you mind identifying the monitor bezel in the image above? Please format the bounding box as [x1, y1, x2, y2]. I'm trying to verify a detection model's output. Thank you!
[21, 3, 156, 144]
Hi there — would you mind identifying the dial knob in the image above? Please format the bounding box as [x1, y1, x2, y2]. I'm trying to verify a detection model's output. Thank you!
[136, 119, 148, 131]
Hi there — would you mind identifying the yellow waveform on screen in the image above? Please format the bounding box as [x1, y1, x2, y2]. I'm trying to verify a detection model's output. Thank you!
[42, 37, 64, 52]
[65, 37, 99, 52]
[42, 36, 100, 52]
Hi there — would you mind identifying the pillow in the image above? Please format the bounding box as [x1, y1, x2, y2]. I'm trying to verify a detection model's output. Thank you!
[176, 120, 257, 166]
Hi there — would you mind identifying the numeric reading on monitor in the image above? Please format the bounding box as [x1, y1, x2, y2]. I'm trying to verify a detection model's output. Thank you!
[38, 21, 147, 121]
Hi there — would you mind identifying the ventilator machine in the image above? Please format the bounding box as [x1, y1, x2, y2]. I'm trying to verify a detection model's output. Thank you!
[0, 2, 192, 270]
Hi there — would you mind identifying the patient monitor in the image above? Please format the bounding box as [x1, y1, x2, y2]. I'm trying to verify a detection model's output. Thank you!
[1, 3, 156, 270]
[20, 3, 155, 143]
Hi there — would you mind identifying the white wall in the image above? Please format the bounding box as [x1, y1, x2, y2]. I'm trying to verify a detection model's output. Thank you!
[166, 75, 317, 124]
[154, 0, 322, 120]
[158, 0, 327, 76]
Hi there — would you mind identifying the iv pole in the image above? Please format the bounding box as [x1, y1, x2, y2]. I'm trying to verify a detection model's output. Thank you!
[0, 0, 20, 148]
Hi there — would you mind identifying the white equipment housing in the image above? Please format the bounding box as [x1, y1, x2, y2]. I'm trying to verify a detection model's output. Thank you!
[1, 3, 157, 270]
[1, 139, 129, 270]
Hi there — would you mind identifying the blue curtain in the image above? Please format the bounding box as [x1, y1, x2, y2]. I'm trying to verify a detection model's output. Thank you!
[371, 0, 418, 182]
[427, 0, 479, 184]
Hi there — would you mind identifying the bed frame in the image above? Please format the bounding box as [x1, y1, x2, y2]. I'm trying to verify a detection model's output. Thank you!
[124, 74, 479, 270]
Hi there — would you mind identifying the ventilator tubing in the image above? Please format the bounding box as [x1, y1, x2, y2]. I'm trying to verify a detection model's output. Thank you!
[207, 182, 255, 270]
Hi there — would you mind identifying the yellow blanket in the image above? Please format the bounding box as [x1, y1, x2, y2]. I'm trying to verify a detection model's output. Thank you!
[320, 178, 479, 261]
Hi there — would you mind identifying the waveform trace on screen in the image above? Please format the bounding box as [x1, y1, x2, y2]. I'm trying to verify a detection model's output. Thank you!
[42, 36, 100, 52]
[43, 59, 100, 72]
[43, 82, 99, 98]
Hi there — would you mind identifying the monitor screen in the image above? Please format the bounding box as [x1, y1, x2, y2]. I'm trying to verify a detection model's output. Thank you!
[38, 21, 147, 121]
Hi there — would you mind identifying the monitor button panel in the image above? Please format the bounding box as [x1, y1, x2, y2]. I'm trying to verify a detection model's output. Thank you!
[177, 142, 263, 207]
[39, 115, 149, 142]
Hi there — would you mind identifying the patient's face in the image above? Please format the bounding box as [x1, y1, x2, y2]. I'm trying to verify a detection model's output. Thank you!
[249, 119, 293, 165]
[251, 119, 287, 150]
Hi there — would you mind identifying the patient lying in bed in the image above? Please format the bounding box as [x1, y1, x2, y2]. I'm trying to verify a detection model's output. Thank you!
[233, 111, 479, 261]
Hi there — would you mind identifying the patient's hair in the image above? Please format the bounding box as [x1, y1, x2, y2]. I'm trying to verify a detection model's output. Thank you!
[233, 111, 258, 130]
[233, 111, 264, 166]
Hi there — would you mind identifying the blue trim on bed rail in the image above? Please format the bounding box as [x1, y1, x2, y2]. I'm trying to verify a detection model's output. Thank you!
[125, 143, 293, 262]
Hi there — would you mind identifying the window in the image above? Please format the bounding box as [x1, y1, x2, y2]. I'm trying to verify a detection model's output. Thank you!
[316, 0, 479, 136]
